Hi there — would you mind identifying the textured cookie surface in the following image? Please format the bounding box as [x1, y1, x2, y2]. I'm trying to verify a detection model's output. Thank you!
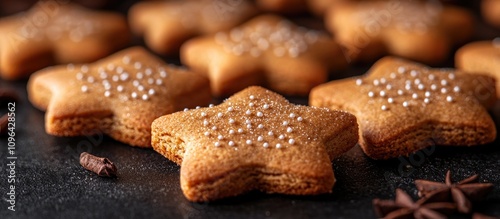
[326, 1, 474, 64]
[28, 47, 211, 147]
[456, 39, 500, 98]
[310, 57, 497, 160]
[0, 1, 130, 80]
[181, 14, 348, 97]
[152, 86, 358, 201]
[129, 0, 257, 55]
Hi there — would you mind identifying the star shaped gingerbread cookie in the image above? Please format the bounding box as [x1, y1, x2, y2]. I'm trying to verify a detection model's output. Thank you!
[129, 0, 258, 55]
[326, 1, 474, 64]
[0, 1, 130, 80]
[456, 39, 500, 98]
[28, 47, 211, 147]
[151, 86, 359, 201]
[310, 57, 497, 160]
[181, 14, 348, 97]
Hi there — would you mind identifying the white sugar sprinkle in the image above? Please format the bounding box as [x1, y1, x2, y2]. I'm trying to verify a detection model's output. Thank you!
[418, 84, 425, 90]
[441, 80, 448, 86]
[397, 90, 404, 95]
[245, 119, 251, 124]
[246, 110, 251, 115]
[268, 131, 274, 136]
[368, 91, 375, 97]
[120, 73, 129, 81]
[228, 107, 233, 112]
[228, 141, 235, 147]
[410, 70, 418, 77]
[386, 84, 392, 90]
[136, 73, 143, 79]
[356, 79, 363, 85]
[148, 89, 155, 95]
[148, 78, 154, 85]
[238, 128, 243, 133]
[258, 124, 264, 129]
[398, 67, 406, 73]
[249, 103, 255, 107]
[403, 101, 409, 107]
[257, 112, 263, 117]
[142, 94, 149, 100]
[425, 91, 431, 97]
[203, 120, 209, 126]
[229, 130, 235, 135]
[297, 117, 303, 122]
[373, 79, 380, 86]
[81, 85, 88, 93]
[428, 74, 435, 80]
[258, 136, 264, 141]
[201, 112, 207, 117]
[131, 92, 138, 99]
[453, 86, 460, 93]
[448, 74, 455, 80]
[218, 135, 224, 140]
[424, 98, 430, 104]
[287, 127, 293, 133]
[379, 91, 386, 97]
[276, 144, 282, 149]
[204, 132, 210, 136]
[104, 91, 110, 97]
[388, 98, 394, 103]
[263, 143, 269, 148]
[431, 84, 437, 90]
[381, 105, 387, 111]
[441, 88, 447, 94]
[117, 85, 124, 92]
[446, 96, 453, 102]
[263, 104, 269, 109]
[134, 62, 142, 69]
[249, 95, 255, 100]
[412, 93, 418, 99]
[279, 135, 285, 140]
[156, 79, 163, 85]
[288, 139, 295, 145]
[229, 119, 235, 124]
[289, 113, 296, 118]
[212, 126, 218, 130]
[217, 113, 223, 118]
[214, 142, 221, 147]
[246, 140, 252, 145]
[282, 121, 289, 126]
[87, 76, 95, 83]
[76, 73, 83, 80]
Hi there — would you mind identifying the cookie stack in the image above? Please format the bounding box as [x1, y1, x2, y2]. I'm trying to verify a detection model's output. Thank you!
[0, 0, 498, 203]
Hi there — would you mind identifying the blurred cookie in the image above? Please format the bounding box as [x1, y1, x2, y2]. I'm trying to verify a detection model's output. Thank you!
[482, 0, 500, 28]
[310, 57, 497, 160]
[181, 14, 348, 97]
[456, 39, 500, 97]
[151, 86, 359, 201]
[28, 47, 211, 147]
[129, 0, 258, 55]
[0, 1, 130, 80]
[325, 1, 474, 64]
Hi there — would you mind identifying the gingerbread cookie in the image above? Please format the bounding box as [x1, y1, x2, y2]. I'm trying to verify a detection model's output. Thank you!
[27, 47, 211, 147]
[310, 57, 497, 160]
[456, 39, 500, 98]
[181, 14, 348, 97]
[0, 1, 130, 80]
[325, 1, 474, 64]
[482, 0, 500, 28]
[129, 0, 258, 55]
[152, 86, 358, 201]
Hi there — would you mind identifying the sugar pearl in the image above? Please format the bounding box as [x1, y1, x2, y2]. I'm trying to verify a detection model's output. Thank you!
[148, 89, 155, 95]
[412, 93, 418, 99]
[441, 88, 447, 94]
[373, 79, 380, 86]
[381, 105, 388, 111]
[246, 140, 252, 145]
[263, 143, 269, 148]
[142, 94, 149, 101]
[425, 91, 431, 97]
[156, 79, 163, 85]
[217, 113, 223, 118]
[203, 120, 209, 126]
[212, 126, 218, 130]
[117, 85, 124, 92]
[228, 141, 235, 146]
[81, 85, 88, 93]
[356, 79, 363, 85]
[268, 131, 274, 136]
[257, 112, 263, 117]
[403, 101, 409, 107]
[249, 95, 255, 100]
[388, 98, 394, 103]
[368, 91, 375, 97]
[214, 142, 221, 147]
[131, 92, 138, 99]
[258, 136, 264, 141]
[282, 121, 289, 126]
[258, 124, 264, 129]
[441, 80, 448, 86]
[228, 107, 233, 112]
[379, 91, 386, 97]
[288, 139, 295, 145]
[104, 91, 111, 97]
[201, 112, 207, 117]
[218, 135, 224, 140]
[238, 128, 243, 133]
[245, 110, 251, 115]
[446, 96, 453, 102]
[398, 67, 406, 73]
[453, 86, 460, 93]
[279, 135, 285, 140]
[289, 113, 296, 118]
[297, 117, 303, 122]
[229, 130, 235, 135]
[424, 98, 430, 104]
[204, 132, 210, 136]
[276, 143, 282, 149]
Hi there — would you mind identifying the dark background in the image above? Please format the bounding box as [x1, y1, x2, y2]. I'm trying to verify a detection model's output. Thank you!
[1, 0, 499, 218]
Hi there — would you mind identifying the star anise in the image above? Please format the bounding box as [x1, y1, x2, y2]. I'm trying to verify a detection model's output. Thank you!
[415, 170, 494, 214]
[373, 189, 456, 219]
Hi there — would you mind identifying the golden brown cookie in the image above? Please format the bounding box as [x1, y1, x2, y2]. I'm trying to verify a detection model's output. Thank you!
[482, 0, 500, 28]
[151, 86, 359, 202]
[310, 57, 497, 160]
[27, 47, 211, 148]
[456, 39, 500, 98]
[128, 0, 258, 55]
[0, 1, 130, 80]
[325, 1, 474, 64]
[181, 14, 348, 97]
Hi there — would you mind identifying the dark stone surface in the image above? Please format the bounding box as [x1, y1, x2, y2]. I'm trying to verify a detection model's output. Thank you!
[1, 0, 500, 218]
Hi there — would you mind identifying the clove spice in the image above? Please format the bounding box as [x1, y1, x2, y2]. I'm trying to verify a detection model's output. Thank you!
[80, 152, 117, 177]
